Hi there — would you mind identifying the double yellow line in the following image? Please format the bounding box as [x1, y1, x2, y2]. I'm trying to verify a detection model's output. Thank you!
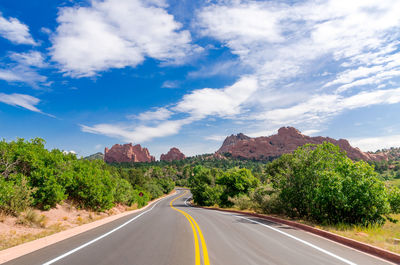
[170, 190, 210, 265]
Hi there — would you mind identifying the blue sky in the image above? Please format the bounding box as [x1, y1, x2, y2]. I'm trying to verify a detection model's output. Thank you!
[1, 0, 400, 158]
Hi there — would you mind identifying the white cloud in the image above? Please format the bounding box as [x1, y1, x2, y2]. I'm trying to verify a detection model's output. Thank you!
[81, 118, 192, 143]
[174, 76, 258, 118]
[0, 93, 41, 112]
[82, 0, 400, 148]
[0, 13, 37, 45]
[254, 88, 400, 126]
[129, 107, 173, 121]
[204, 135, 226, 141]
[350, 135, 400, 152]
[0, 51, 48, 87]
[51, 0, 199, 77]
[161, 80, 180, 88]
[9, 51, 47, 68]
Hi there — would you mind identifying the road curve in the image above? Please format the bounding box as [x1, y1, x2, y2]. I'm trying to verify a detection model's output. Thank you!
[3, 189, 395, 265]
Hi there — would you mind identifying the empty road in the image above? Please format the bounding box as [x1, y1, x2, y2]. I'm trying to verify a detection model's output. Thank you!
[3, 189, 394, 265]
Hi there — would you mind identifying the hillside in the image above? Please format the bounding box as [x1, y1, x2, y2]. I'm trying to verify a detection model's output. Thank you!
[216, 127, 388, 161]
[84, 152, 104, 161]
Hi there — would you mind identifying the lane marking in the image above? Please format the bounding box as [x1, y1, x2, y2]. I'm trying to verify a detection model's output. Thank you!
[233, 215, 357, 265]
[43, 195, 170, 265]
[183, 196, 210, 264]
[170, 191, 210, 265]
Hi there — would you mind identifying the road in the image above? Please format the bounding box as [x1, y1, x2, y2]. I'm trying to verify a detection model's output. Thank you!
[3, 189, 394, 265]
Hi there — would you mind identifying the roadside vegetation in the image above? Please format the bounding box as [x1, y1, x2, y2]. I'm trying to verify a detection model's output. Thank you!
[2, 137, 400, 253]
[187, 142, 400, 253]
[0, 138, 174, 217]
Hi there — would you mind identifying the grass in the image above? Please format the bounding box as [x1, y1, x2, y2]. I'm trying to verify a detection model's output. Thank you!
[317, 214, 400, 254]
[387, 178, 400, 188]
[0, 223, 65, 251]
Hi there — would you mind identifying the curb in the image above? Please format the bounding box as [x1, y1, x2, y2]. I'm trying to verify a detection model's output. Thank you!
[0, 191, 176, 264]
[202, 207, 400, 264]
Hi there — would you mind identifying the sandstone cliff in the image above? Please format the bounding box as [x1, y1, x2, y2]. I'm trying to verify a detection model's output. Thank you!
[160, 147, 186, 161]
[104, 143, 155, 163]
[216, 127, 388, 161]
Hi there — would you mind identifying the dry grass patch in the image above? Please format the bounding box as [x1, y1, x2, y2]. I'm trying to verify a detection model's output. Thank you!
[318, 214, 400, 254]
[0, 223, 65, 251]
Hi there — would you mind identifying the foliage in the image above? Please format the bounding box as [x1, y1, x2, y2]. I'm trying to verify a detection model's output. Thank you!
[388, 186, 400, 214]
[217, 168, 259, 207]
[0, 138, 172, 215]
[0, 174, 35, 215]
[267, 142, 391, 225]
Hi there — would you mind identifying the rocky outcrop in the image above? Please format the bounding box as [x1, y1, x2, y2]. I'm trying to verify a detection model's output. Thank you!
[160, 147, 186, 161]
[217, 127, 388, 161]
[104, 143, 155, 163]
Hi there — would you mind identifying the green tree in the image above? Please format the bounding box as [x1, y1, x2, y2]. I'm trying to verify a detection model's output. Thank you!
[217, 168, 259, 207]
[268, 142, 391, 225]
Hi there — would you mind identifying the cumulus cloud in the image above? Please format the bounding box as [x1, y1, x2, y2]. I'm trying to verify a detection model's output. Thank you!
[0, 13, 37, 45]
[51, 0, 200, 77]
[174, 76, 258, 118]
[350, 135, 400, 152]
[82, 0, 400, 145]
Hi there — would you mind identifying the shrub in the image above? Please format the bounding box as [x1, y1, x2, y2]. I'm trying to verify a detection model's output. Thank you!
[114, 178, 135, 205]
[268, 142, 391, 225]
[132, 189, 150, 208]
[143, 181, 163, 200]
[388, 186, 400, 214]
[0, 174, 35, 215]
[229, 194, 253, 210]
[68, 160, 115, 211]
[156, 177, 175, 194]
[217, 168, 259, 207]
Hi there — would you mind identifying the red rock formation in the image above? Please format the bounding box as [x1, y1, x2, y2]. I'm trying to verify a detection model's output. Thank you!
[104, 143, 155, 163]
[216, 127, 388, 161]
[160, 147, 186, 161]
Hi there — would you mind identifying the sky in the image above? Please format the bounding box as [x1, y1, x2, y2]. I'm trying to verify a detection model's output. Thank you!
[1, 0, 400, 158]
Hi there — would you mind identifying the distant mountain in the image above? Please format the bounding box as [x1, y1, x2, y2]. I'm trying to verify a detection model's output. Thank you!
[372, 147, 400, 161]
[84, 152, 104, 161]
[160, 147, 186, 162]
[216, 127, 388, 161]
[104, 143, 155, 163]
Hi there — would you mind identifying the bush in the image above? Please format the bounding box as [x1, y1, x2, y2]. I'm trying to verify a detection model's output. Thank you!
[189, 166, 222, 206]
[249, 185, 281, 214]
[114, 178, 135, 205]
[217, 168, 259, 207]
[143, 181, 164, 200]
[388, 186, 400, 214]
[156, 177, 175, 194]
[68, 160, 115, 211]
[267, 142, 391, 225]
[229, 194, 253, 210]
[132, 189, 150, 208]
[0, 174, 35, 215]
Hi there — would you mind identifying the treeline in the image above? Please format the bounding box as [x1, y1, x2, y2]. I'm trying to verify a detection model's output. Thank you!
[188, 142, 400, 226]
[0, 138, 174, 216]
[110, 154, 269, 186]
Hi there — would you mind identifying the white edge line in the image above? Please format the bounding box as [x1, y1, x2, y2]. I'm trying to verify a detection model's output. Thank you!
[233, 215, 357, 265]
[42, 194, 172, 265]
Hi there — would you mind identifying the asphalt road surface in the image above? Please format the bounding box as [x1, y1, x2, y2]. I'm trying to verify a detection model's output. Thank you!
[3, 189, 394, 265]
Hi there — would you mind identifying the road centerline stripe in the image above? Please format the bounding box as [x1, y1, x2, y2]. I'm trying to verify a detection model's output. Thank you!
[170, 190, 210, 265]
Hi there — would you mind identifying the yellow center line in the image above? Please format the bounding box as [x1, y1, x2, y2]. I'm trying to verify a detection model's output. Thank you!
[170, 190, 210, 265]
